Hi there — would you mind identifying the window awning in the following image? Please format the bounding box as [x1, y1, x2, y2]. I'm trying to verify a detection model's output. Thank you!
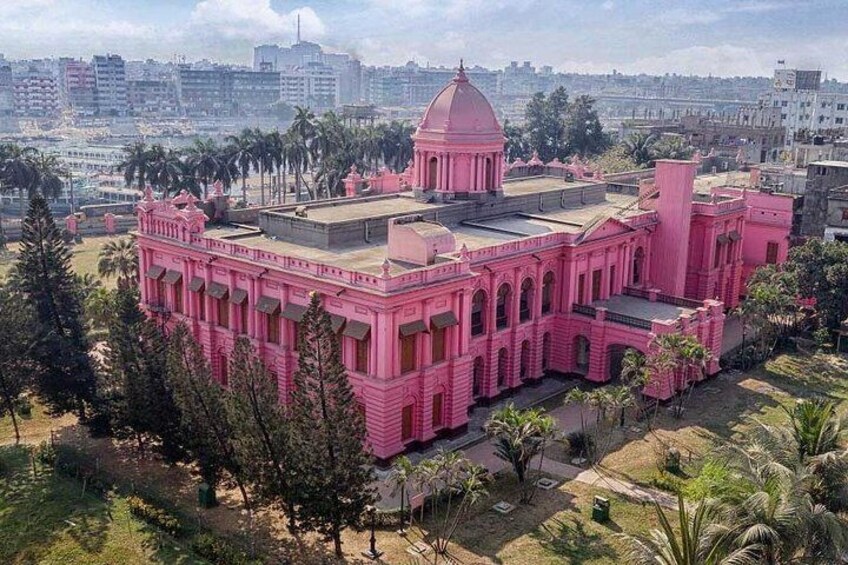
[230, 288, 248, 305]
[728, 230, 742, 242]
[399, 320, 427, 337]
[162, 270, 182, 285]
[716, 234, 730, 245]
[342, 320, 371, 340]
[188, 277, 205, 292]
[430, 311, 458, 329]
[255, 296, 281, 314]
[145, 265, 165, 280]
[281, 303, 307, 322]
[207, 282, 228, 299]
[329, 314, 346, 333]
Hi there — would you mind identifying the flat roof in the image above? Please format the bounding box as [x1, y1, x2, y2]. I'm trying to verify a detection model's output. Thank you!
[593, 294, 696, 322]
[271, 194, 451, 223]
[810, 160, 848, 169]
[502, 175, 600, 196]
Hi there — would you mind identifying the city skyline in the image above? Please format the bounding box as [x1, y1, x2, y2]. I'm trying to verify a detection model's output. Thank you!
[0, 0, 847, 80]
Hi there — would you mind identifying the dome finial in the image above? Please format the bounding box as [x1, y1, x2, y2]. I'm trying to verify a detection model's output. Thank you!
[454, 58, 468, 82]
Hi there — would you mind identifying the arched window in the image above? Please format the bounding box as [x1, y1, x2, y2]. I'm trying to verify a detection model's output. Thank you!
[541, 272, 555, 314]
[471, 290, 486, 336]
[520, 340, 531, 380]
[427, 156, 438, 190]
[472, 356, 484, 398]
[496, 284, 511, 330]
[632, 247, 645, 286]
[497, 348, 509, 388]
[519, 278, 534, 322]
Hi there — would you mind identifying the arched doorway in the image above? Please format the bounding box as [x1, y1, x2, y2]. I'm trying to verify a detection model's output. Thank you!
[632, 247, 645, 286]
[472, 356, 484, 399]
[574, 335, 590, 375]
[542, 332, 552, 371]
[607, 344, 637, 381]
[497, 348, 509, 388]
[520, 340, 531, 380]
[427, 156, 438, 190]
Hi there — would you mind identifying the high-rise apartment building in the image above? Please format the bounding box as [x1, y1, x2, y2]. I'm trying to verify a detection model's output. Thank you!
[280, 62, 338, 109]
[13, 67, 60, 116]
[177, 66, 280, 116]
[64, 59, 97, 116]
[0, 62, 13, 116]
[92, 54, 128, 116]
[127, 79, 179, 116]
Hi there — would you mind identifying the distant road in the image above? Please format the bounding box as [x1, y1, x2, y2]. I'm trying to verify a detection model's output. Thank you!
[595, 93, 757, 106]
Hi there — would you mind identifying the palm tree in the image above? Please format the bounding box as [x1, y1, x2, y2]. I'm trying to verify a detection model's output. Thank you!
[485, 403, 557, 504]
[564, 388, 590, 436]
[97, 237, 138, 288]
[248, 128, 273, 206]
[651, 136, 694, 162]
[619, 494, 759, 565]
[387, 455, 415, 532]
[0, 144, 38, 248]
[29, 153, 66, 201]
[118, 141, 151, 191]
[266, 130, 288, 203]
[187, 138, 223, 199]
[647, 334, 709, 419]
[226, 129, 257, 204]
[786, 399, 841, 461]
[147, 145, 184, 199]
[287, 131, 313, 201]
[623, 132, 658, 167]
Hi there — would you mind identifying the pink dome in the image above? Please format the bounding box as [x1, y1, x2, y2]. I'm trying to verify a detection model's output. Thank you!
[415, 64, 502, 143]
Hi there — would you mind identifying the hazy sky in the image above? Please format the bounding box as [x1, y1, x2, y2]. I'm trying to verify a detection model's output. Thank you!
[1, 0, 847, 79]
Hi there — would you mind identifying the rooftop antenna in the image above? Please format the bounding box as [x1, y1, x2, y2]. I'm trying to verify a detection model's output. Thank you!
[297, 13, 301, 44]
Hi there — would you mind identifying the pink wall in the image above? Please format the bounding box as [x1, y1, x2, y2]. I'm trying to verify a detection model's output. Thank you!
[650, 160, 698, 296]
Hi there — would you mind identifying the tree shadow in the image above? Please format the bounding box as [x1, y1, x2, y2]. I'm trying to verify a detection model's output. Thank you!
[0, 444, 110, 562]
[532, 515, 618, 564]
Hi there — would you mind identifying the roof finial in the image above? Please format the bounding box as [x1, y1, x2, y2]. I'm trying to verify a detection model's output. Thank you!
[459, 58, 464, 72]
[454, 58, 468, 82]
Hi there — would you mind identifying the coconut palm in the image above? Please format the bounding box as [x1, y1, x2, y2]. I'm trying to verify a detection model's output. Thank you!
[146, 145, 184, 198]
[648, 333, 709, 419]
[117, 141, 151, 191]
[226, 129, 258, 204]
[248, 128, 273, 206]
[485, 403, 557, 503]
[97, 237, 138, 288]
[266, 130, 289, 203]
[29, 153, 66, 201]
[619, 494, 760, 565]
[564, 388, 591, 436]
[186, 138, 223, 199]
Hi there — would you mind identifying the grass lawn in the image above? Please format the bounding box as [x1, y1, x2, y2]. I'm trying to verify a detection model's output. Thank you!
[594, 351, 848, 492]
[0, 445, 203, 565]
[0, 235, 117, 286]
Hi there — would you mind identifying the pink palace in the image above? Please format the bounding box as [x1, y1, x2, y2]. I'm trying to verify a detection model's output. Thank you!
[136, 66, 793, 461]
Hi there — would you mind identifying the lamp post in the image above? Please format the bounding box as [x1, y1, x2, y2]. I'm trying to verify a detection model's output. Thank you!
[361, 505, 383, 560]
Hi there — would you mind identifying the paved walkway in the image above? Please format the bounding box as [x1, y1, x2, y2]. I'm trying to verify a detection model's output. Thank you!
[374, 391, 676, 511]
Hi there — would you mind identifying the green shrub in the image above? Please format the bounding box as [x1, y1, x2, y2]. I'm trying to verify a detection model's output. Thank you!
[683, 459, 732, 501]
[127, 495, 183, 537]
[649, 471, 683, 494]
[35, 441, 56, 466]
[566, 431, 595, 459]
[190, 533, 261, 565]
[15, 396, 32, 417]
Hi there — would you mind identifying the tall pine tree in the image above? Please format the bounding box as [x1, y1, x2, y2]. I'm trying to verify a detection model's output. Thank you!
[290, 292, 376, 558]
[166, 324, 249, 505]
[15, 194, 95, 418]
[226, 337, 297, 531]
[0, 284, 38, 444]
[101, 287, 184, 460]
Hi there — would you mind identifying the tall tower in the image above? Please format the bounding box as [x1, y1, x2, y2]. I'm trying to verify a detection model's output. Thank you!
[411, 62, 505, 201]
[649, 160, 698, 296]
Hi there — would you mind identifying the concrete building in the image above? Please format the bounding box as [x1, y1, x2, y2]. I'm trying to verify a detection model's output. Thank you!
[137, 67, 792, 461]
[177, 67, 280, 116]
[64, 60, 97, 116]
[280, 62, 338, 109]
[750, 69, 848, 150]
[92, 54, 128, 116]
[127, 80, 179, 116]
[804, 161, 848, 238]
[13, 67, 60, 117]
[0, 63, 13, 117]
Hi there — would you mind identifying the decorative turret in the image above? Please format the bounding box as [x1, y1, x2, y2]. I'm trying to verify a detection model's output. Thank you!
[411, 61, 506, 200]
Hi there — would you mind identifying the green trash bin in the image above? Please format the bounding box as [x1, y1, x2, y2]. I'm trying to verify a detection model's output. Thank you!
[198, 483, 217, 509]
[591, 496, 610, 523]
